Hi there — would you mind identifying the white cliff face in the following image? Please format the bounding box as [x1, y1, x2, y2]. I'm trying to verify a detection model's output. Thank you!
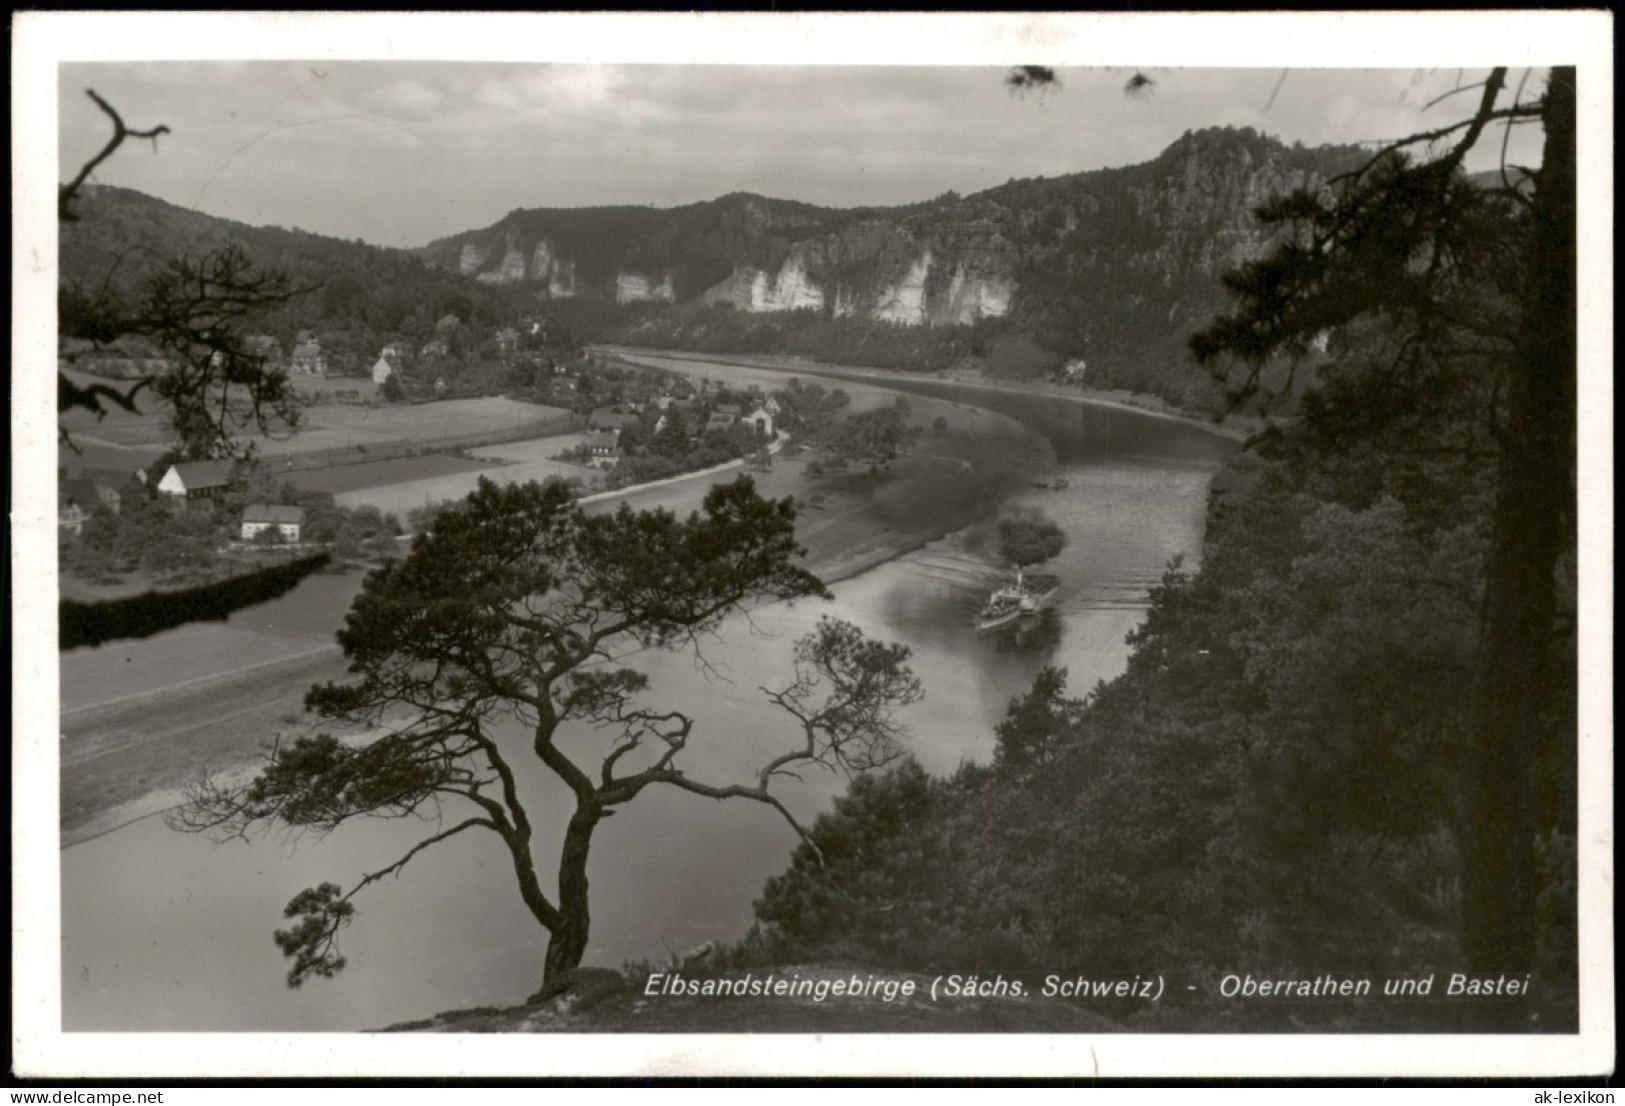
[700, 248, 1010, 326]
[458, 242, 490, 275]
[549, 258, 577, 298]
[617, 271, 676, 304]
[873, 249, 933, 325]
[702, 254, 827, 313]
[936, 265, 1013, 325]
[750, 255, 825, 312]
[476, 236, 531, 284]
[531, 241, 556, 281]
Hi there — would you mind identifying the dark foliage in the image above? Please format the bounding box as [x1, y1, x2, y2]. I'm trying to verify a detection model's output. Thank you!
[1191, 67, 1575, 995]
[997, 509, 1067, 569]
[61, 552, 330, 649]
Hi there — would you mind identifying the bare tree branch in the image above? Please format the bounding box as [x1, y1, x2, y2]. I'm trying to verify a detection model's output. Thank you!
[59, 89, 171, 222]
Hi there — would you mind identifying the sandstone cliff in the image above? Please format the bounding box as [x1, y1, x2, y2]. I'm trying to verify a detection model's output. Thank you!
[417, 128, 1364, 354]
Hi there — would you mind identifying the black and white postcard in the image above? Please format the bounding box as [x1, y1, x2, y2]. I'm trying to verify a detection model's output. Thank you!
[12, 10, 1613, 1081]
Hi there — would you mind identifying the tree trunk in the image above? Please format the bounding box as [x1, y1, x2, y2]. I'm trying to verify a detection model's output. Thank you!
[542, 802, 601, 988]
[1461, 68, 1575, 1010]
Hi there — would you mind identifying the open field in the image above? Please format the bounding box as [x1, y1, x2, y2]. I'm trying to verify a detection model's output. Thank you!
[282, 453, 502, 496]
[299, 396, 566, 440]
[336, 435, 599, 518]
[57, 549, 318, 604]
[292, 375, 381, 398]
[60, 384, 572, 458]
[57, 411, 174, 448]
[467, 436, 594, 465]
[237, 396, 573, 457]
[57, 438, 169, 475]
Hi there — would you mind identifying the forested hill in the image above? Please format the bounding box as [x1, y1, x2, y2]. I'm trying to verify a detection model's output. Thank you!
[58, 183, 539, 377]
[62, 127, 1368, 409]
[417, 127, 1371, 406]
[736, 404, 1579, 1032]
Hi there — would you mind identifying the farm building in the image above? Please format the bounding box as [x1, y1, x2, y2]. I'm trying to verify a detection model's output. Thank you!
[291, 340, 326, 375]
[586, 429, 622, 468]
[58, 496, 87, 536]
[241, 505, 305, 542]
[245, 335, 284, 364]
[741, 408, 774, 437]
[372, 354, 400, 385]
[588, 409, 641, 433]
[157, 461, 231, 501]
[62, 476, 123, 517]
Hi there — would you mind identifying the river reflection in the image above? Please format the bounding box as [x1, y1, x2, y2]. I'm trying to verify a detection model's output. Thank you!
[61, 368, 1235, 1031]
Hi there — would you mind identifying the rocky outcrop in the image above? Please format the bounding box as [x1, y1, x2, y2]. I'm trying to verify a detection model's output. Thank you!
[695, 216, 1019, 327]
[417, 128, 1366, 347]
[616, 271, 675, 304]
[702, 250, 826, 313]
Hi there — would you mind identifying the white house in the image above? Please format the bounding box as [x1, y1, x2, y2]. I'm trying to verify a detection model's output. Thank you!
[241, 504, 304, 542]
[157, 461, 231, 501]
[372, 355, 398, 385]
[742, 408, 774, 437]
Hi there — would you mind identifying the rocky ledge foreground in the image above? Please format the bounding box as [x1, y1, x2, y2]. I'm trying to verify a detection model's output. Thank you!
[380, 965, 1120, 1034]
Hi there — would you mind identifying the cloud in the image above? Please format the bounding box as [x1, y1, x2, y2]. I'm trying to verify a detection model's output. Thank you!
[53, 60, 1552, 248]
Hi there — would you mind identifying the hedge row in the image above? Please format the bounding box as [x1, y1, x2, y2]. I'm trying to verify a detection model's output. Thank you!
[61, 553, 332, 650]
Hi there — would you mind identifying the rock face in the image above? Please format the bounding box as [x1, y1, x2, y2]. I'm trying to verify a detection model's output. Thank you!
[616, 271, 675, 304]
[416, 128, 1366, 346]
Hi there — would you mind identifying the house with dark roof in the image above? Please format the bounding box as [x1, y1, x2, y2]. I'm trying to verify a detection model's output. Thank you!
[291, 340, 326, 375]
[588, 409, 641, 433]
[245, 335, 284, 364]
[241, 504, 305, 542]
[62, 476, 122, 517]
[703, 412, 738, 436]
[586, 429, 622, 468]
[58, 495, 87, 536]
[157, 461, 231, 501]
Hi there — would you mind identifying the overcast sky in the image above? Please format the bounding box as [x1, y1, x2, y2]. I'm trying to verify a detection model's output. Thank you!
[46, 13, 1563, 249]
